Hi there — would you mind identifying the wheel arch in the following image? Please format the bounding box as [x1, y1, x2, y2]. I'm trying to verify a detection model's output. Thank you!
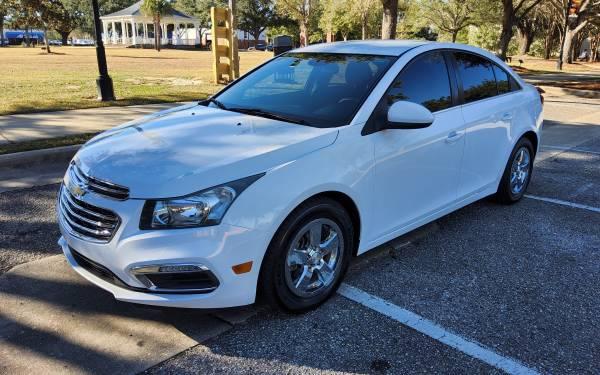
[521, 130, 539, 156]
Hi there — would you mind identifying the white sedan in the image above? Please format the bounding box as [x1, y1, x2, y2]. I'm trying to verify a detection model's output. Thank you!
[58, 40, 543, 312]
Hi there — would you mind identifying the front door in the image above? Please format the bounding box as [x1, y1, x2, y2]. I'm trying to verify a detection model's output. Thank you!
[367, 51, 466, 241]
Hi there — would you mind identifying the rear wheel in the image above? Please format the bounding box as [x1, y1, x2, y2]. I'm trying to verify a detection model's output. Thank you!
[496, 137, 534, 204]
[258, 197, 354, 312]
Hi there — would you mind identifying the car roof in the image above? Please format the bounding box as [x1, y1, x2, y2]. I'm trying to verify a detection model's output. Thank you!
[292, 40, 431, 56]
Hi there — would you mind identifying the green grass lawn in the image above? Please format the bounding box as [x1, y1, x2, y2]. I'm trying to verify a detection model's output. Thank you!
[0, 46, 271, 116]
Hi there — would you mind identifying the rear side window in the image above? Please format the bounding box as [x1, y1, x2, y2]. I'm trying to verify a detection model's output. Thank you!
[386, 51, 452, 112]
[454, 52, 497, 103]
[493, 65, 510, 94]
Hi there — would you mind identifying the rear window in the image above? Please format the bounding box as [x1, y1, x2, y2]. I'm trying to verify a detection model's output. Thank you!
[454, 52, 497, 103]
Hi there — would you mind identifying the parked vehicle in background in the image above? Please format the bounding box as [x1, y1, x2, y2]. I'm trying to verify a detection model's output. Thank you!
[58, 41, 543, 313]
[48, 40, 62, 46]
[273, 35, 293, 55]
[266, 44, 273, 51]
[71, 39, 95, 46]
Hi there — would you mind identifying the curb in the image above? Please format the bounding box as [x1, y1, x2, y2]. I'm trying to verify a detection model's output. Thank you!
[0, 144, 81, 169]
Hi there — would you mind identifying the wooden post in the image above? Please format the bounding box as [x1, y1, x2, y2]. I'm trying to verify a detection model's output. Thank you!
[228, 0, 240, 79]
[211, 7, 233, 84]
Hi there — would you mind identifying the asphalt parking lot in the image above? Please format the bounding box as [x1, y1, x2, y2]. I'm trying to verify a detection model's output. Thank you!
[1, 99, 599, 374]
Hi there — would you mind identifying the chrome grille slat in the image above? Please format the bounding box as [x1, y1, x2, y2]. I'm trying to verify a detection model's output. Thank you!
[70, 163, 130, 200]
[59, 186, 120, 243]
[86, 181, 129, 196]
[60, 198, 116, 229]
[61, 189, 116, 221]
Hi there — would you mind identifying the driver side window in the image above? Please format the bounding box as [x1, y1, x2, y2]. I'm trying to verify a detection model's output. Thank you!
[387, 51, 452, 112]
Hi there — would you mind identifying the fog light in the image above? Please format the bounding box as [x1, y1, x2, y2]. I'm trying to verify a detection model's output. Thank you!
[158, 265, 202, 273]
[130, 263, 219, 292]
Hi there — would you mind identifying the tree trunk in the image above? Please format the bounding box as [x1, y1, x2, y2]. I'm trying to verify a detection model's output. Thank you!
[361, 19, 367, 40]
[0, 16, 4, 46]
[381, 0, 398, 40]
[44, 28, 51, 53]
[25, 27, 31, 47]
[299, 21, 308, 47]
[154, 16, 161, 52]
[451, 30, 458, 43]
[561, 29, 573, 64]
[517, 28, 533, 55]
[543, 37, 553, 59]
[60, 31, 70, 46]
[498, 3, 515, 60]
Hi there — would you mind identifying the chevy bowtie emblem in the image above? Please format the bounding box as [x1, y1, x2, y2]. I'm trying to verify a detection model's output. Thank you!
[68, 179, 87, 199]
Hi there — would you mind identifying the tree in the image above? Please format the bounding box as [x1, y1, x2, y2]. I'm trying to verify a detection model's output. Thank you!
[141, 0, 172, 51]
[497, 0, 546, 60]
[320, 0, 358, 41]
[421, 0, 474, 43]
[380, 0, 398, 39]
[238, 0, 277, 46]
[10, 0, 66, 52]
[353, 0, 378, 39]
[555, 0, 600, 64]
[53, 0, 84, 44]
[276, 0, 320, 46]
[173, 0, 227, 29]
[0, 0, 9, 46]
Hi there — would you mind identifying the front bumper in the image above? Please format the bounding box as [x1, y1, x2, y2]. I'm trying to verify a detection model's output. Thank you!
[58, 190, 269, 308]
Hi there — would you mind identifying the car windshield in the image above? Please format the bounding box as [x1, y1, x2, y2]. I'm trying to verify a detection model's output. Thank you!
[211, 53, 397, 128]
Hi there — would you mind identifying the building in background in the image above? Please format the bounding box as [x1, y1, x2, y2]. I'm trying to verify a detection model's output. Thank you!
[100, 0, 201, 47]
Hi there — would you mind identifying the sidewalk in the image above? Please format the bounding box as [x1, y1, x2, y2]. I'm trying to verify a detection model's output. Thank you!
[0, 102, 185, 144]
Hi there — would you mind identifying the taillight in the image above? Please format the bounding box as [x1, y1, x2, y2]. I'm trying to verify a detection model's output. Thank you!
[536, 86, 545, 106]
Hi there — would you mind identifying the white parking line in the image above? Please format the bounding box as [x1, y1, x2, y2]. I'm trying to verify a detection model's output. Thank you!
[524, 195, 600, 213]
[541, 145, 600, 156]
[338, 284, 539, 375]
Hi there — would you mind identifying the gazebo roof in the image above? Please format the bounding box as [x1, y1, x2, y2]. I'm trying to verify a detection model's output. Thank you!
[101, 1, 195, 19]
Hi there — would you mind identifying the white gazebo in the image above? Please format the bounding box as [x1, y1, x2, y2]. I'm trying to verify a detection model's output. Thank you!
[100, 1, 200, 46]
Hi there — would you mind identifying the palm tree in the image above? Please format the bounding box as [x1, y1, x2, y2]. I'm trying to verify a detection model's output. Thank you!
[141, 0, 172, 51]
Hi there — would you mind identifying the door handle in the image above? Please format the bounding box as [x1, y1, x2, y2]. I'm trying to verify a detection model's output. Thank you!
[445, 130, 464, 143]
[501, 112, 513, 121]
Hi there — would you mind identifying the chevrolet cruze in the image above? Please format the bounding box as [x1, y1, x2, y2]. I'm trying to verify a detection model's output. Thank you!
[58, 41, 543, 311]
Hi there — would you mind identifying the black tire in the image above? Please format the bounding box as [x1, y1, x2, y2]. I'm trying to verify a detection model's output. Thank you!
[495, 137, 534, 204]
[258, 197, 354, 313]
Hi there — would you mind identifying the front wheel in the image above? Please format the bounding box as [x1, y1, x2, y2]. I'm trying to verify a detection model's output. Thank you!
[258, 197, 354, 312]
[495, 137, 534, 204]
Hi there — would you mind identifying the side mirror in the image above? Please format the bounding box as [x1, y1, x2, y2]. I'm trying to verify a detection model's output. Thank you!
[386, 101, 434, 130]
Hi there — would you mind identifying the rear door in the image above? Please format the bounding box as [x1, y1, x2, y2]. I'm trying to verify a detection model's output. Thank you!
[451, 52, 516, 198]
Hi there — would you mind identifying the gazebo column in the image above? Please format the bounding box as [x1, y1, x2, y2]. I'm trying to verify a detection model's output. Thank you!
[121, 20, 126, 44]
[131, 20, 137, 45]
[194, 23, 200, 45]
[143, 23, 148, 44]
[102, 21, 108, 43]
[111, 21, 117, 44]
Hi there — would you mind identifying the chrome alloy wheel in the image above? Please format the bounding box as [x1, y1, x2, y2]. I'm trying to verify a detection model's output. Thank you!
[284, 218, 344, 298]
[510, 147, 531, 194]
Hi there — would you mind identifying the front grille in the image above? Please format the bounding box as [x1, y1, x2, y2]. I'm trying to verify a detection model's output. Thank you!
[69, 162, 129, 200]
[59, 186, 120, 243]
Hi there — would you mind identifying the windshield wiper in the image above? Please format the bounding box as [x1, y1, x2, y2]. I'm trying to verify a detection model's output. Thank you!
[227, 107, 308, 125]
[202, 97, 227, 110]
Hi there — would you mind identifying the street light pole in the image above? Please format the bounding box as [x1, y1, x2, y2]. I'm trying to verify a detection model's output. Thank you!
[556, 0, 573, 71]
[91, 0, 115, 101]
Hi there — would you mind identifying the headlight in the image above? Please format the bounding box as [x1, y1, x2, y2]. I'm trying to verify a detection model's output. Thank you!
[140, 173, 264, 229]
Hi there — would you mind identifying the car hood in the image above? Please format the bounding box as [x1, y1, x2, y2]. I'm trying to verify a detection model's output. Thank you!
[75, 104, 339, 199]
